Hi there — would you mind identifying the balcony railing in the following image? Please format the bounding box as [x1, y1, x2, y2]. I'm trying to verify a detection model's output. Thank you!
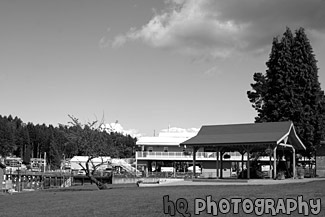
[136, 151, 247, 161]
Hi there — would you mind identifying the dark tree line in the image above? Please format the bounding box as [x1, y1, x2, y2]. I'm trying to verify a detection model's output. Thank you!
[247, 27, 325, 157]
[0, 114, 137, 169]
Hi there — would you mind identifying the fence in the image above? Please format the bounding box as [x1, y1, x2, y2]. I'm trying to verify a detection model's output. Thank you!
[113, 171, 197, 179]
[3, 172, 113, 192]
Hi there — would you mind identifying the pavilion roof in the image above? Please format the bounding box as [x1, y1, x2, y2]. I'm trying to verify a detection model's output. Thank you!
[181, 121, 305, 151]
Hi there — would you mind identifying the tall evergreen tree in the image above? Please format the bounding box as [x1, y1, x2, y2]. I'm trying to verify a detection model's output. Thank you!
[247, 27, 325, 157]
[20, 126, 31, 163]
[48, 134, 61, 169]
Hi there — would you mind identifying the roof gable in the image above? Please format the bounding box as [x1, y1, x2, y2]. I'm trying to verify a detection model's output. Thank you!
[198, 121, 292, 136]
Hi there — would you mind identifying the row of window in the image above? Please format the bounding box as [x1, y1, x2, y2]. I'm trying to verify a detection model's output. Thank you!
[147, 147, 169, 152]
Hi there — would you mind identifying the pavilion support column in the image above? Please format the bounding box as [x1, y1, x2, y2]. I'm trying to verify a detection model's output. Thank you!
[247, 149, 250, 179]
[273, 146, 277, 179]
[215, 147, 220, 179]
[220, 151, 225, 179]
[269, 154, 272, 180]
[243, 146, 253, 179]
[192, 146, 197, 179]
[292, 147, 296, 179]
[240, 151, 246, 179]
[174, 161, 176, 178]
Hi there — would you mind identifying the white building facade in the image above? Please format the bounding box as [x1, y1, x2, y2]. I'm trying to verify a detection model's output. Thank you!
[135, 130, 253, 177]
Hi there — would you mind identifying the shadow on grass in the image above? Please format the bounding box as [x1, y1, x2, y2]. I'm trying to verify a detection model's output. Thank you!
[42, 183, 138, 192]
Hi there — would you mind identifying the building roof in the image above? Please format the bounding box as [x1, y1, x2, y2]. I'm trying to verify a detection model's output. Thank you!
[70, 156, 111, 163]
[136, 128, 198, 146]
[181, 121, 305, 151]
[136, 136, 192, 146]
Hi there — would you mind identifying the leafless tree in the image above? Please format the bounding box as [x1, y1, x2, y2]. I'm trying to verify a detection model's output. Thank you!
[66, 115, 112, 190]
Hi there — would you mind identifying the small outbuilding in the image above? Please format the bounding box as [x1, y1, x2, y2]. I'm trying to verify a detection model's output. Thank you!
[70, 156, 111, 172]
[181, 121, 306, 179]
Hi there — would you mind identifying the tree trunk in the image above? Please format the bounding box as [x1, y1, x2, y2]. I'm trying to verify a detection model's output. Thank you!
[83, 157, 109, 190]
[88, 174, 108, 190]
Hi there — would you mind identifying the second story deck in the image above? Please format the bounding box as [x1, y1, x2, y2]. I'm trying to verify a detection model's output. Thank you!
[136, 151, 273, 161]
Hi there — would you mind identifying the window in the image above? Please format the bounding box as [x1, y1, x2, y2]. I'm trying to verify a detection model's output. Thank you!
[164, 147, 168, 152]
[148, 147, 153, 152]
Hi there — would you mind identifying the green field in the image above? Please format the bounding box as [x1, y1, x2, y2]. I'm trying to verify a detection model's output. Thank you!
[0, 180, 324, 217]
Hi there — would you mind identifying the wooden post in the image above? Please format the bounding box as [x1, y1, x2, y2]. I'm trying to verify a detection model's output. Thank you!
[292, 147, 296, 179]
[173, 161, 176, 178]
[314, 150, 317, 178]
[220, 151, 224, 179]
[247, 149, 250, 179]
[273, 146, 277, 179]
[193, 146, 197, 178]
[241, 151, 245, 179]
[17, 169, 20, 192]
[216, 147, 219, 179]
[34, 176, 37, 190]
[241, 152, 245, 179]
[269, 154, 272, 179]
[135, 153, 138, 177]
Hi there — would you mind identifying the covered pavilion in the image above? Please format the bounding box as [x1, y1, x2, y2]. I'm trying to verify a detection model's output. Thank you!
[180, 121, 306, 179]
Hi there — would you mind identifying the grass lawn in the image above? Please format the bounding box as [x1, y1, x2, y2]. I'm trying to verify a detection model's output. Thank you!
[0, 180, 324, 217]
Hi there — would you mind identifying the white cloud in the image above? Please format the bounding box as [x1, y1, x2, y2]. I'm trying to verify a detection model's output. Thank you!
[99, 28, 113, 49]
[204, 66, 222, 76]
[111, 34, 128, 48]
[101, 122, 200, 138]
[108, 0, 325, 60]
[102, 122, 142, 138]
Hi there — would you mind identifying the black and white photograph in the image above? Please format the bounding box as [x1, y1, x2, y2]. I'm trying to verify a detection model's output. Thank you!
[0, 0, 325, 216]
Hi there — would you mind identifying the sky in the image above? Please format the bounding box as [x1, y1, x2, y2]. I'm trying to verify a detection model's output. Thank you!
[1, 0, 325, 137]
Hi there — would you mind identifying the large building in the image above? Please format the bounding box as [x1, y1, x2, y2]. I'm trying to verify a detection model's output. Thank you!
[136, 122, 306, 179]
[136, 129, 244, 177]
